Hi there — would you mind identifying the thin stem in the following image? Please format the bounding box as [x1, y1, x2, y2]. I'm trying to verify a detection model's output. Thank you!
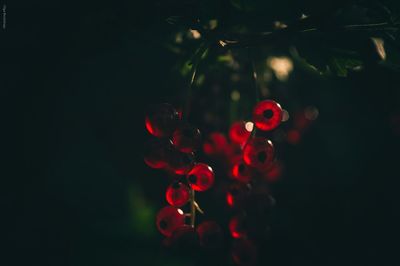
[183, 43, 209, 120]
[189, 188, 196, 227]
[217, 22, 399, 49]
[249, 49, 260, 102]
[184, 60, 199, 120]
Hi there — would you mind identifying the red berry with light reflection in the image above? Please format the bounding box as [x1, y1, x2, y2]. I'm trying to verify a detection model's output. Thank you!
[187, 163, 215, 191]
[243, 137, 274, 169]
[156, 206, 185, 237]
[145, 103, 180, 137]
[196, 221, 223, 248]
[231, 157, 252, 183]
[166, 182, 190, 207]
[144, 138, 173, 169]
[172, 124, 201, 153]
[229, 121, 252, 146]
[168, 150, 195, 175]
[229, 215, 247, 239]
[252, 100, 283, 131]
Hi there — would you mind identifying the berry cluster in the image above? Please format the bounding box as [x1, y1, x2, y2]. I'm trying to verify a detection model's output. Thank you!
[203, 99, 284, 265]
[144, 100, 286, 265]
[144, 103, 221, 247]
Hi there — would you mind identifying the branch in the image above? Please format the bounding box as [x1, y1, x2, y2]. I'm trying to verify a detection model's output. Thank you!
[216, 22, 399, 49]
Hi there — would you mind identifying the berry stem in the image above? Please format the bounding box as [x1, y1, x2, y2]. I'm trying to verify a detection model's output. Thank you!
[189, 188, 196, 227]
[248, 49, 260, 103]
[194, 201, 204, 214]
[183, 43, 209, 120]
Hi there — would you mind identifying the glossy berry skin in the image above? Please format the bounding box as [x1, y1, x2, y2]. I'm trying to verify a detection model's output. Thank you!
[229, 215, 248, 239]
[196, 221, 223, 248]
[172, 124, 201, 153]
[231, 157, 252, 183]
[203, 132, 228, 156]
[156, 206, 185, 237]
[187, 163, 215, 191]
[166, 182, 190, 207]
[252, 100, 283, 131]
[143, 138, 172, 169]
[167, 150, 195, 175]
[231, 239, 257, 266]
[229, 121, 251, 146]
[243, 137, 274, 170]
[145, 103, 180, 137]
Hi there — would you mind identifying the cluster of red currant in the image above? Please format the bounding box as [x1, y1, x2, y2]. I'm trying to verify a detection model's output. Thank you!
[144, 99, 285, 265]
[201, 99, 284, 265]
[144, 103, 221, 247]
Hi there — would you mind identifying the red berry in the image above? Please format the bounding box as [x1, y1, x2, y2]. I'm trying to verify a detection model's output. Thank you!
[187, 163, 215, 191]
[229, 121, 252, 146]
[231, 157, 252, 183]
[243, 137, 274, 170]
[203, 132, 228, 156]
[156, 206, 185, 237]
[196, 221, 223, 248]
[145, 103, 180, 137]
[168, 150, 195, 175]
[143, 138, 172, 169]
[252, 100, 283, 131]
[229, 215, 247, 239]
[226, 182, 250, 208]
[172, 124, 201, 153]
[231, 239, 257, 266]
[166, 182, 190, 207]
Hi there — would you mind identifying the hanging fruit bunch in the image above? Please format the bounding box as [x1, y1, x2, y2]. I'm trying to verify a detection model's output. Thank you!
[144, 95, 288, 265]
[202, 100, 284, 265]
[144, 103, 221, 247]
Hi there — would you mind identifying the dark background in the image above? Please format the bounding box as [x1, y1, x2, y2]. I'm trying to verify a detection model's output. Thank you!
[3, 1, 400, 266]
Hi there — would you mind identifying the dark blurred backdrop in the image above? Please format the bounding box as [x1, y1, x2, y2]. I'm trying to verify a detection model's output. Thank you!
[3, 1, 400, 266]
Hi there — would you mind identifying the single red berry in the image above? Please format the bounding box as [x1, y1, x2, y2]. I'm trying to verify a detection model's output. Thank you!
[156, 206, 185, 237]
[229, 121, 252, 146]
[172, 124, 201, 153]
[166, 182, 190, 207]
[231, 156, 252, 183]
[143, 138, 172, 169]
[231, 239, 257, 266]
[243, 137, 274, 170]
[252, 100, 283, 131]
[226, 182, 251, 208]
[203, 132, 228, 156]
[187, 163, 215, 191]
[167, 150, 195, 175]
[145, 103, 180, 137]
[229, 215, 247, 239]
[196, 221, 223, 248]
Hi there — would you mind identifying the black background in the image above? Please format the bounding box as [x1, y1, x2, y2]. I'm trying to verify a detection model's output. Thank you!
[3, 1, 400, 266]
